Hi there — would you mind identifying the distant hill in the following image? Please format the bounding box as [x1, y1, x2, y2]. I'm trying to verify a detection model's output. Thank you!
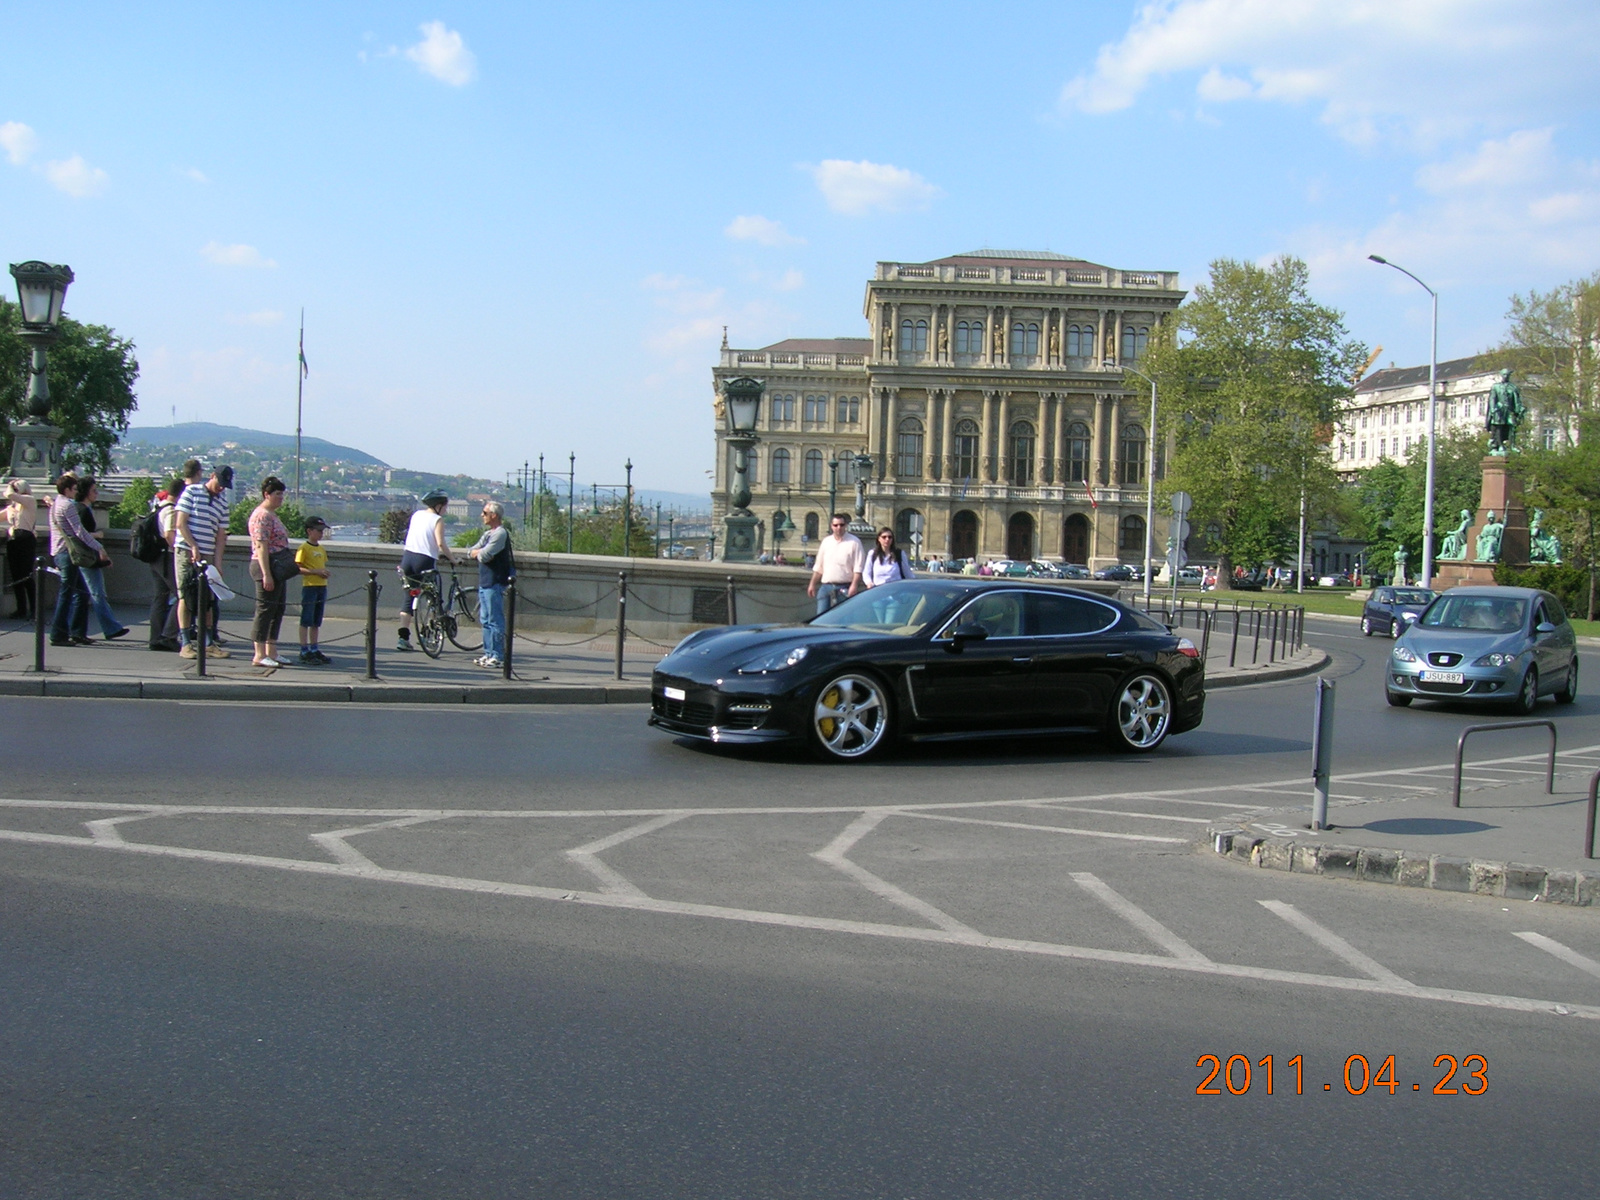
[121, 423, 387, 467]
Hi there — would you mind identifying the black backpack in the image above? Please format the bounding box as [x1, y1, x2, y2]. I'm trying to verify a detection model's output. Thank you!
[129, 506, 166, 563]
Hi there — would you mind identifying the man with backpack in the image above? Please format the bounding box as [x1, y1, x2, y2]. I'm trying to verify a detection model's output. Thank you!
[132, 477, 183, 651]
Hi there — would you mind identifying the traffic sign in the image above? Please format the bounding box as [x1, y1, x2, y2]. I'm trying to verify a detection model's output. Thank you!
[1170, 491, 1193, 515]
[1172, 518, 1190, 544]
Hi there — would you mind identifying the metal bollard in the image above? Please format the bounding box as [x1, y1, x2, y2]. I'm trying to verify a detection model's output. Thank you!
[365, 570, 378, 680]
[615, 571, 627, 681]
[502, 583, 516, 680]
[1268, 608, 1279, 663]
[1229, 607, 1240, 668]
[725, 575, 737, 625]
[196, 564, 208, 679]
[1200, 609, 1212, 662]
[32, 552, 47, 673]
[1311, 677, 1336, 830]
[1251, 608, 1262, 664]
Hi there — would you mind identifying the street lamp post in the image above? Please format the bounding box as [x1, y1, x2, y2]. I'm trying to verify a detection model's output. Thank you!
[1369, 255, 1439, 589]
[850, 450, 874, 539]
[827, 454, 840, 523]
[7, 261, 74, 482]
[566, 452, 576, 555]
[1108, 357, 1159, 606]
[719, 376, 764, 561]
[623, 459, 633, 557]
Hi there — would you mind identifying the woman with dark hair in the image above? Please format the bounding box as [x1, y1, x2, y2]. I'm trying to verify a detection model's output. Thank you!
[248, 476, 296, 667]
[71, 477, 130, 642]
[2, 480, 38, 619]
[862, 527, 912, 588]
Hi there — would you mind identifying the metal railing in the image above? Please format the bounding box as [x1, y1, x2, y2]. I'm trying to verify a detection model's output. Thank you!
[1451, 720, 1557, 808]
[1135, 594, 1305, 667]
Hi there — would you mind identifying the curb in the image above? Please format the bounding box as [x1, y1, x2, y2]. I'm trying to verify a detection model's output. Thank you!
[1208, 648, 1328, 689]
[1204, 826, 1599, 908]
[0, 676, 652, 706]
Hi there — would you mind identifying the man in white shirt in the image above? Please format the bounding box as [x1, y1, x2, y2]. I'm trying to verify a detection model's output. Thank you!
[806, 513, 865, 614]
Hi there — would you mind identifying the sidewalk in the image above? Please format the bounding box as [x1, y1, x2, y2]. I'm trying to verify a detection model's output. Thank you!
[1208, 752, 1600, 907]
[0, 605, 1323, 705]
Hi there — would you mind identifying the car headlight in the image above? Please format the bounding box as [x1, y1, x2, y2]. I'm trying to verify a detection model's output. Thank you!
[736, 645, 810, 674]
[1392, 645, 1418, 662]
[1473, 651, 1518, 667]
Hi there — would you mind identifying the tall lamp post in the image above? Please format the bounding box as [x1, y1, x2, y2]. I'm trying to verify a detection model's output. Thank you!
[623, 459, 633, 557]
[1369, 255, 1438, 588]
[719, 376, 764, 561]
[1108, 356, 1158, 606]
[827, 454, 840, 522]
[7, 261, 74, 482]
[850, 449, 874, 539]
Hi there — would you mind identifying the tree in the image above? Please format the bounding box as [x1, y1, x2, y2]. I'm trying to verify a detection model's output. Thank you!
[1509, 412, 1600, 618]
[1489, 271, 1600, 441]
[108, 476, 158, 528]
[0, 299, 139, 474]
[1147, 257, 1368, 588]
[1342, 430, 1485, 577]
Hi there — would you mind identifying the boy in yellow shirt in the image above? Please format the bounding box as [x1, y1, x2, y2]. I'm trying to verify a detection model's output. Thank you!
[296, 517, 331, 664]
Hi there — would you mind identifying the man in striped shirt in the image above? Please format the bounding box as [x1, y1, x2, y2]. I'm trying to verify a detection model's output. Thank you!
[174, 464, 233, 659]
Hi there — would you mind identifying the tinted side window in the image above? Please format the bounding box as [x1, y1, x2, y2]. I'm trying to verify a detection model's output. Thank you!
[1545, 595, 1568, 624]
[953, 592, 1024, 638]
[1029, 592, 1118, 636]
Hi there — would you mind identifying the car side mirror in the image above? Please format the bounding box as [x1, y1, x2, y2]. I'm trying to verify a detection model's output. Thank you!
[1536, 621, 1557, 635]
[946, 622, 989, 652]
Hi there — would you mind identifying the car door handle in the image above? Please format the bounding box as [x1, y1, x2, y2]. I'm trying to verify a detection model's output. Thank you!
[1012, 656, 1033, 664]
[1106, 652, 1127, 659]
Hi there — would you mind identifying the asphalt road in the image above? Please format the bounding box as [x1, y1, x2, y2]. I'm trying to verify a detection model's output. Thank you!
[2, 616, 1597, 1197]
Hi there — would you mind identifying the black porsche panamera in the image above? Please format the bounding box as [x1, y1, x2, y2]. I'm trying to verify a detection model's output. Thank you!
[649, 579, 1206, 761]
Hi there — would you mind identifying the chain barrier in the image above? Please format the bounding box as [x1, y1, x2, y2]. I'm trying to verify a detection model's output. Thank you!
[508, 584, 618, 614]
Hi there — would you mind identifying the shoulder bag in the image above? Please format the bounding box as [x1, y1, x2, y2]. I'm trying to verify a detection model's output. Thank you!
[268, 546, 301, 582]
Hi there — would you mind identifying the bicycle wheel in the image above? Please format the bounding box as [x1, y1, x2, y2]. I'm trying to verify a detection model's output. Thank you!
[447, 586, 482, 651]
[415, 592, 445, 658]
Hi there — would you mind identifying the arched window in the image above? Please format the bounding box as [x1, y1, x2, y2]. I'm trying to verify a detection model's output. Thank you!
[895, 508, 923, 549]
[769, 393, 795, 426]
[955, 320, 984, 356]
[1008, 420, 1036, 485]
[836, 453, 857, 486]
[804, 449, 824, 486]
[770, 447, 791, 484]
[1120, 514, 1146, 552]
[896, 417, 925, 479]
[953, 418, 980, 480]
[1066, 324, 1094, 358]
[1120, 326, 1150, 362]
[743, 446, 759, 484]
[836, 395, 860, 424]
[1010, 321, 1040, 358]
[1119, 423, 1146, 485]
[804, 512, 819, 540]
[1066, 421, 1091, 482]
[803, 394, 827, 426]
[899, 318, 928, 353]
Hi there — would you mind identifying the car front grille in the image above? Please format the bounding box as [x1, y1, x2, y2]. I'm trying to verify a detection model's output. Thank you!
[652, 693, 717, 726]
[1427, 652, 1463, 667]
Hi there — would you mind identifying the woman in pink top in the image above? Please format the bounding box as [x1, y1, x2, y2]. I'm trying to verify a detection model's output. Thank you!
[247, 476, 295, 667]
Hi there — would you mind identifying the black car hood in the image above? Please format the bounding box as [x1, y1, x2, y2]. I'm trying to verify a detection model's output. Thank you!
[663, 623, 890, 670]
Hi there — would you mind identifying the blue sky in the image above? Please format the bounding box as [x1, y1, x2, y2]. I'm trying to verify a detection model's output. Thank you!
[4, 2, 1597, 491]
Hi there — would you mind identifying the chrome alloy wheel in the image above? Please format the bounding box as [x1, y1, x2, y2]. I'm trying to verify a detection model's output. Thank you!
[1112, 673, 1172, 752]
[811, 673, 890, 760]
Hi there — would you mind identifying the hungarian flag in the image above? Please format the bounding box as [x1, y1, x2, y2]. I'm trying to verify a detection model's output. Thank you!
[298, 325, 309, 379]
[1083, 480, 1098, 509]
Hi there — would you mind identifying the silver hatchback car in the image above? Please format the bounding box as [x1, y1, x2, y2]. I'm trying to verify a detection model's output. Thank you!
[1386, 586, 1578, 712]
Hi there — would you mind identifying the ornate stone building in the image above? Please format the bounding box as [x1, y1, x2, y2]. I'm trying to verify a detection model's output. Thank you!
[711, 249, 1185, 566]
[1334, 356, 1506, 481]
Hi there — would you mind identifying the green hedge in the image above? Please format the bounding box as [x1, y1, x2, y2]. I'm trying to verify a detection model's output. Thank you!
[1492, 562, 1596, 617]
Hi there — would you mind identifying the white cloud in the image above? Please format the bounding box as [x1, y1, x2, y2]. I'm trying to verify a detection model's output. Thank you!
[646, 317, 722, 354]
[226, 310, 285, 326]
[1060, 0, 1599, 148]
[406, 21, 476, 86]
[724, 214, 804, 246]
[774, 269, 804, 292]
[1, 121, 37, 165]
[201, 242, 277, 269]
[1415, 128, 1557, 193]
[44, 154, 108, 197]
[811, 159, 941, 216]
[180, 166, 209, 184]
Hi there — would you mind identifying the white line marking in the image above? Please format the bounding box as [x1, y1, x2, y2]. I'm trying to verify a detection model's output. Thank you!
[83, 811, 172, 845]
[1514, 932, 1600, 981]
[1259, 901, 1413, 987]
[310, 816, 449, 871]
[812, 811, 978, 935]
[0, 825, 1591, 1021]
[1070, 872, 1209, 962]
[1026, 805, 1213, 825]
[565, 813, 688, 898]
[900, 812, 1186, 844]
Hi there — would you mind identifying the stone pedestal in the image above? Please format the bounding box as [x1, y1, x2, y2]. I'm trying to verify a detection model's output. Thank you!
[7, 420, 63, 483]
[1432, 456, 1527, 590]
[720, 512, 763, 563]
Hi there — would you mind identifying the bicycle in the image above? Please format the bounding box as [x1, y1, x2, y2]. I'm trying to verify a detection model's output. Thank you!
[406, 562, 481, 658]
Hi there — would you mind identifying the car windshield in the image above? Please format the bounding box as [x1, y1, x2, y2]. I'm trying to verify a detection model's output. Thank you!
[1419, 595, 1526, 633]
[810, 582, 967, 636]
[1392, 589, 1434, 606]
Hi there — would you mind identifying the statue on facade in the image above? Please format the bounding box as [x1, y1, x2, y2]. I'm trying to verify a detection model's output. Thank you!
[1474, 510, 1505, 562]
[1485, 368, 1526, 455]
[1393, 546, 1408, 586]
[937, 320, 949, 357]
[1438, 509, 1472, 560]
[880, 319, 894, 357]
[1048, 320, 1060, 361]
[1105, 327, 1116, 363]
[1530, 509, 1562, 564]
[992, 318, 1005, 358]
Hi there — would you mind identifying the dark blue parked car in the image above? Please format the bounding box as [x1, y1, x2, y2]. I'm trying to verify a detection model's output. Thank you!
[1362, 586, 1436, 638]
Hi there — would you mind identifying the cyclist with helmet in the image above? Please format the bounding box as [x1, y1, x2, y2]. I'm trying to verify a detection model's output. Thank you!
[396, 490, 454, 651]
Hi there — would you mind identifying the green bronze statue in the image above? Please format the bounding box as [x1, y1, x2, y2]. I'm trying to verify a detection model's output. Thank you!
[1438, 509, 1471, 561]
[1530, 509, 1562, 564]
[1474, 510, 1505, 562]
[1393, 545, 1408, 586]
[1486, 368, 1526, 455]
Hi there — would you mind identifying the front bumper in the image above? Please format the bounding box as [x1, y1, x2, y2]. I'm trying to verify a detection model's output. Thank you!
[1387, 658, 1520, 700]
[649, 670, 802, 744]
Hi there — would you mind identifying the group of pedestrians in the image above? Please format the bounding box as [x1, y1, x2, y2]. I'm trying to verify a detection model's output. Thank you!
[805, 516, 913, 614]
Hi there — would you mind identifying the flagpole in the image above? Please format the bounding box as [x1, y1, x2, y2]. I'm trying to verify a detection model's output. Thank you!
[295, 309, 305, 501]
